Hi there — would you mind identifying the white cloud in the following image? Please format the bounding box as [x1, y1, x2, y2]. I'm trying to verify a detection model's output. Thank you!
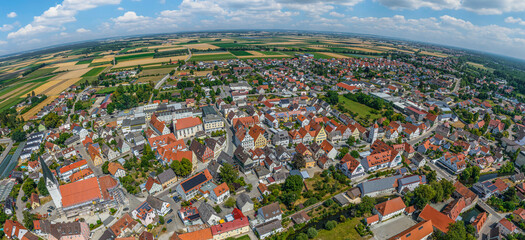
[112, 11, 149, 23]
[76, 28, 91, 33]
[0, 40, 7, 45]
[117, 7, 124, 11]
[8, 0, 120, 39]
[0, 24, 14, 32]
[505, 16, 525, 26]
[7, 12, 17, 18]
[375, 0, 525, 14]
[329, 11, 345, 17]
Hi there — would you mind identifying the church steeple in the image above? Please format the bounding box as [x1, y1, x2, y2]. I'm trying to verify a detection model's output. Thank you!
[40, 158, 62, 208]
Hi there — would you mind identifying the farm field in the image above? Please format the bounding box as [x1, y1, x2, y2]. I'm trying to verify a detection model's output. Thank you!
[115, 52, 155, 62]
[95, 86, 118, 94]
[183, 43, 220, 50]
[76, 59, 93, 65]
[190, 53, 237, 61]
[113, 56, 187, 68]
[319, 52, 350, 58]
[21, 96, 57, 120]
[419, 50, 448, 58]
[140, 68, 174, 76]
[24, 67, 59, 80]
[82, 67, 106, 77]
[230, 50, 253, 56]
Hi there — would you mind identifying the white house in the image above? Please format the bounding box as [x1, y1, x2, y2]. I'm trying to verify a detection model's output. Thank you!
[210, 182, 230, 204]
[373, 197, 406, 221]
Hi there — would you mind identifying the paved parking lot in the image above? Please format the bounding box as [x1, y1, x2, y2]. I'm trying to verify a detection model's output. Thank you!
[370, 215, 417, 240]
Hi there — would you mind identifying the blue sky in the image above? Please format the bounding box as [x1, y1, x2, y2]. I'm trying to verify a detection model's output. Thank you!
[1, 0, 525, 59]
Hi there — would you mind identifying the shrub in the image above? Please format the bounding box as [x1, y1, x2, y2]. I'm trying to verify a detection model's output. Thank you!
[325, 220, 337, 230]
[307, 227, 318, 239]
[295, 233, 308, 240]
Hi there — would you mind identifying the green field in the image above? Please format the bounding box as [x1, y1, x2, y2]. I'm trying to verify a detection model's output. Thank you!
[76, 59, 93, 65]
[89, 61, 112, 67]
[190, 53, 237, 61]
[346, 53, 381, 59]
[315, 218, 364, 240]
[115, 53, 155, 62]
[95, 86, 118, 94]
[227, 235, 250, 240]
[211, 43, 248, 48]
[230, 50, 253, 56]
[338, 95, 381, 118]
[24, 67, 58, 80]
[306, 52, 334, 59]
[259, 51, 284, 55]
[0, 81, 48, 111]
[82, 67, 106, 77]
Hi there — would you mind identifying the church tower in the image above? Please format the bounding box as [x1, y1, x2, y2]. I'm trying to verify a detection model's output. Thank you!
[369, 122, 379, 143]
[40, 158, 62, 208]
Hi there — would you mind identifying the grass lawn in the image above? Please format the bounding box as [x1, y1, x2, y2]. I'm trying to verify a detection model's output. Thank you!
[190, 53, 237, 61]
[76, 59, 93, 65]
[82, 67, 106, 77]
[338, 95, 381, 118]
[229, 50, 253, 56]
[315, 217, 364, 240]
[227, 235, 250, 240]
[95, 86, 118, 94]
[115, 52, 155, 62]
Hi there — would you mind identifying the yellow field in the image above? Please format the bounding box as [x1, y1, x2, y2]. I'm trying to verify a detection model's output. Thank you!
[177, 70, 213, 77]
[420, 51, 449, 58]
[183, 43, 220, 50]
[55, 68, 92, 80]
[21, 96, 57, 120]
[113, 55, 187, 68]
[319, 52, 350, 58]
[92, 56, 114, 63]
[263, 40, 306, 45]
[345, 47, 384, 53]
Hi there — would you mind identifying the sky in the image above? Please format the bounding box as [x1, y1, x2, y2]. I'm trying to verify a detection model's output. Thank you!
[1, 0, 525, 59]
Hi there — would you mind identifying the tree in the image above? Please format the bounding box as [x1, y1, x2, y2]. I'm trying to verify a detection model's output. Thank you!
[307, 227, 318, 239]
[180, 158, 193, 177]
[11, 130, 26, 142]
[357, 196, 376, 215]
[22, 178, 36, 196]
[350, 150, 360, 158]
[37, 177, 49, 196]
[219, 163, 238, 184]
[412, 184, 436, 209]
[295, 233, 308, 240]
[23, 211, 36, 230]
[325, 220, 337, 230]
[225, 197, 236, 208]
[325, 91, 339, 105]
[159, 216, 165, 224]
[292, 154, 306, 169]
[107, 103, 115, 114]
[283, 175, 303, 193]
[435, 222, 476, 240]
[101, 161, 109, 174]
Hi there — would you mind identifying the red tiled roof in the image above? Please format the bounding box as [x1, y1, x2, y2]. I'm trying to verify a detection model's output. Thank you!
[171, 228, 213, 240]
[60, 177, 102, 208]
[213, 182, 230, 197]
[69, 168, 94, 182]
[210, 217, 249, 236]
[389, 220, 434, 240]
[59, 159, 87, 174]
[175, 117, 202, 130]
[374, 197, 406, 216]
[418, 205, 454, 233]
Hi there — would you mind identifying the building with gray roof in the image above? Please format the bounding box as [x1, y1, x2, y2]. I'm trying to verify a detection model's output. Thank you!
[358, 175, 402, 197]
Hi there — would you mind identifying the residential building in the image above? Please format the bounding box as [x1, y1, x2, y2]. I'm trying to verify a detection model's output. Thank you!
[373, 197, 406, 221]
[388, 220, 434, 240]
[174, 117, 203, 139]
[176, 169, 213, 201]
[257, 202, 282, 223]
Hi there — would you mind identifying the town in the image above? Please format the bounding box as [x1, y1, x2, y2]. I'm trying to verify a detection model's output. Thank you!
[2, 38, 525, 240]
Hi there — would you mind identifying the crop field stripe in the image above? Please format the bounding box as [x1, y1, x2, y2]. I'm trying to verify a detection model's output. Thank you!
[76, 59, 93, 65]
[229, 50, 253, 56]
[189, 53, 237, 61]
[0, 81, 47, 111]
[82, 67, 106, 77]
[115, 53, 155, 62]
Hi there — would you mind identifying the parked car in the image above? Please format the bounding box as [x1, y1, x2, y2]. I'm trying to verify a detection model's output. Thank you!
[167, 219, 173, 224]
